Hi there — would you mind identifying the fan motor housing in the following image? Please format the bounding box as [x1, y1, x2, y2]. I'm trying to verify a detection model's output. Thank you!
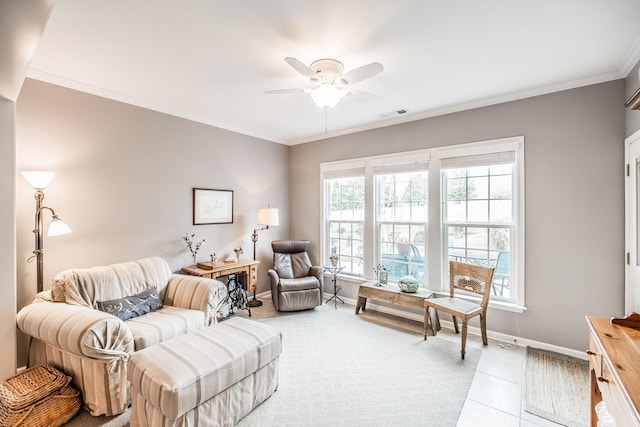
[310, 59, 344, 83]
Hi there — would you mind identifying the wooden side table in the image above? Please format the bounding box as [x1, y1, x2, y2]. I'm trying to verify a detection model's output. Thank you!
[183, 259, 259, 317]
[355, 282, 440, 335]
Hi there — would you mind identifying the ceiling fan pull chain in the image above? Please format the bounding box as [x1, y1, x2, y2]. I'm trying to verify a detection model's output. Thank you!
[325, 108, 328, 134]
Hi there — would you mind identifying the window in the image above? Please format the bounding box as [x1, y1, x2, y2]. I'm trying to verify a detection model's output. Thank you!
[442, 153, 516, 301]
[324, 166, 365, 275]
[321, 136, 524, 309]
[375, 167, 428, 282]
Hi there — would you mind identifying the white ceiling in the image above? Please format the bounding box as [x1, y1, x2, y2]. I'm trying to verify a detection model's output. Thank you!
[27, 0, 640, 145]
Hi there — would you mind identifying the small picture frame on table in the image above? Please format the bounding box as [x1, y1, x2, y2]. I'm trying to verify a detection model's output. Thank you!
[193, 188, 234, 225]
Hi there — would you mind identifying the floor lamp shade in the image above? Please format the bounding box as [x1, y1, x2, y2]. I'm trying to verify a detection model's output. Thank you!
[21, 171, 54, 189]
[47, 216, 72, 236]
[257, 208, 279, 227]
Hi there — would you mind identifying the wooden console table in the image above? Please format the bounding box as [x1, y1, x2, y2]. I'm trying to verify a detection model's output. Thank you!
[586, 315, 640, 426]
[183, 259, 259, 317]
[355, 282, 439, 335]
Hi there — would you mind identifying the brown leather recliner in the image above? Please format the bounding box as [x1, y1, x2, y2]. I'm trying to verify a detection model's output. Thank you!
[268, 240, 323, 311]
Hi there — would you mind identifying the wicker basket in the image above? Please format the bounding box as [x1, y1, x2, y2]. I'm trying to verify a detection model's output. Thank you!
[0, 364, 81, 427]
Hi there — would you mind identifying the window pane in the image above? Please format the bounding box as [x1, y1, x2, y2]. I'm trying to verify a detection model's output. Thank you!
[446, 200, 465, 222]
[447, 177, 467, 201]
[329, 221, 364, 276]
[490, 175, 512, 199]
[379, 223, 426, 283]
[328, 177, 364, 221]
[489, 200, 512, 222]
[468, 177, 488, 199]
[467, 201, 488, 222]
[467, 227, 488, 251]
[377, 172, 428, 222]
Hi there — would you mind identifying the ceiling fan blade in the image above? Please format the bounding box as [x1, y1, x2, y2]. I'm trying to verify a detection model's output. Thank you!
[345, 88, 381, 103]
[265, 88, 307, 94]
[339, 62, 384, 85]
[284, 57, 316, 79]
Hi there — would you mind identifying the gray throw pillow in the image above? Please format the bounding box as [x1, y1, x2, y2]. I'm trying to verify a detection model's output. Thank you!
[96, 288, 163, 321]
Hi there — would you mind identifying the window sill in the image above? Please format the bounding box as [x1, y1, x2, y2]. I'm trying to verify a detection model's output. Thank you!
[428, 290, 526, 313]
[322, 272, 365, 284]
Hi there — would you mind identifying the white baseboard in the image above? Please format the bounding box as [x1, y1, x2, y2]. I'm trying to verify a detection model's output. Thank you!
[322, 292, 589, 361]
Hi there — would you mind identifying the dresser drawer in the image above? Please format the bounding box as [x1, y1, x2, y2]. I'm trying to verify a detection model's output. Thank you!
[588, 335, 601, 374]
[597, 355, 637, 426]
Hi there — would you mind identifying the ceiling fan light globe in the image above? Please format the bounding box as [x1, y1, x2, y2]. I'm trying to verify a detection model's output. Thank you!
[311, 85, 346, 109]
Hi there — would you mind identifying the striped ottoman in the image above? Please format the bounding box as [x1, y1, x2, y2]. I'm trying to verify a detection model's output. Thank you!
[128, 317, 281, 427]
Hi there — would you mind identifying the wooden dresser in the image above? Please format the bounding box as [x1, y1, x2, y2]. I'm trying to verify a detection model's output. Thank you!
[586, 315, 640, 426]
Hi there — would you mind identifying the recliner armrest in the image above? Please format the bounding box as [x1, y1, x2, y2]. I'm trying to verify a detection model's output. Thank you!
[309, 266, 324, 286]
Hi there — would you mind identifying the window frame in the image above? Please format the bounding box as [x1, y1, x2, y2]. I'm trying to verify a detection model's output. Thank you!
[320, 136, 525, 311]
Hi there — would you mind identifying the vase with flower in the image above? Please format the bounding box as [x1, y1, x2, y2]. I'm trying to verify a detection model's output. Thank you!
[183, 233, 205, 266]
[329, 253, 339, 267]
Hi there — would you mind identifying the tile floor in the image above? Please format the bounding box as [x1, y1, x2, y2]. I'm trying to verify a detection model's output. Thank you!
[455, 335, 564, 427]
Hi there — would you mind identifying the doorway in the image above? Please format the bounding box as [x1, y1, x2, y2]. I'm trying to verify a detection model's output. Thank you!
[625, 129, 640, 314]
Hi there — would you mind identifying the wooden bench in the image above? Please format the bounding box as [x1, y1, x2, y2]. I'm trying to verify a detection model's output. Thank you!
[355, 282, 440, 334]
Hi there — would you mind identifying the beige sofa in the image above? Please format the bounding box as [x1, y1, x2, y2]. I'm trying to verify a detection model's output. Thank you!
[16, 257, 228, 417]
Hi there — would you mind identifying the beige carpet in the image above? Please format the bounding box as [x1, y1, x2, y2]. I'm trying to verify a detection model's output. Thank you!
[66, 298, 480, 426]
[524, 347, 589, 427]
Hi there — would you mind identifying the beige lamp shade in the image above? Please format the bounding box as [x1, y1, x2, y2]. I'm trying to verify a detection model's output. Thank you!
[257, 208, 279, 227]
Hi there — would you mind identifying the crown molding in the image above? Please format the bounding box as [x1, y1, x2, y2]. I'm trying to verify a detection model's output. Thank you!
[288, 71, 624, 145]
[27, 68, 625, 147]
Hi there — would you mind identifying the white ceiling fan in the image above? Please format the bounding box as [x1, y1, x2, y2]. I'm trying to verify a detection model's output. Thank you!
[266, 57, 384, 109]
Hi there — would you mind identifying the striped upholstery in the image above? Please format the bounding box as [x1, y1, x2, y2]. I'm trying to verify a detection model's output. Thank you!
[54, 257, 173, 308]
[16, 302, 134, 359]
[16, 257, 229, 417]
[128, 317, 282, 426]
[163, 274, 228, 325]
[126, 306, 205, 350]
[26, 338, 131, 417]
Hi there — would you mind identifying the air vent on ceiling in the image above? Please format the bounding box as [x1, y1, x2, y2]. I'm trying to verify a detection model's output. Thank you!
[378, 109, 408, 118]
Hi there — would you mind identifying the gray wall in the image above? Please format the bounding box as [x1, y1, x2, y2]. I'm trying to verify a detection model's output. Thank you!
[290, 80, 626, 351]
[627, 62, 640, 136]
[15, 79, 290, 366]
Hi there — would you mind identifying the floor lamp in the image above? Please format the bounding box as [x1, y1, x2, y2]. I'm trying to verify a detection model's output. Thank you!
[22, 171, 72, 294]
[249, 207, 279, 307]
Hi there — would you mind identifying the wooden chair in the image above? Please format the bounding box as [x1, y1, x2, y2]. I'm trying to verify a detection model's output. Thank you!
[423, 261, 495, 359]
